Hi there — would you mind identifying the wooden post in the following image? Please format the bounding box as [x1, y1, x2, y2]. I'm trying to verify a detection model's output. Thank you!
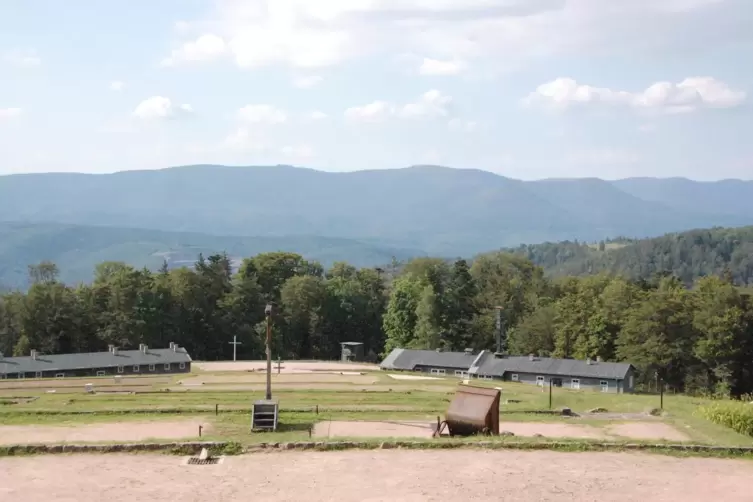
[549, 380, 553, 409]
[660, 378, 664, 410]
[199, 425, 203, 437]
[215, 403, 218, 416]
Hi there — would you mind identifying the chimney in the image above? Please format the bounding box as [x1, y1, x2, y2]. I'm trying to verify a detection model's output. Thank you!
[30, 349, 37, 360]
[169, 342, 175, 350]
[172, 343, 178, 352]
[138, 343, 144, 352]
[596, 356, 602, 363]
[112, 346, 118, 355]
[108, 344, 114, 353]
[586, 358, 592, 365]
[142, 344, 148, 354]
[528, 353, 535, 361]
[464, 348, 474, 355]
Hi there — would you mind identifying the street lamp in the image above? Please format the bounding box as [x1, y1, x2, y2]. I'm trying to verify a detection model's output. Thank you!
[265, 302, 274, 401]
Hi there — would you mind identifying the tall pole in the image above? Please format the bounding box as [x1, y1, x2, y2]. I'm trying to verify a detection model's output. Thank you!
[265, 304, 273, 401]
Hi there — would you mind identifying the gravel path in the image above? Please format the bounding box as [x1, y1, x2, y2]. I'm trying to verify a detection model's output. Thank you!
[0, 420, 208, 444]
[1, 450, 750, 501]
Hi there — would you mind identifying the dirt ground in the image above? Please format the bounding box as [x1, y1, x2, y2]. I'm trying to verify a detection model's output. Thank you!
[1, 450, 751, 502]
[314, 420, 436, 438]
[388, 374, 441, 381]
[179, 373, 380, 385]
[0, 420, 209, 445]
[194, 361, 380, 373]
[315, 420, 689, 441]
[607, 422, 690, 441]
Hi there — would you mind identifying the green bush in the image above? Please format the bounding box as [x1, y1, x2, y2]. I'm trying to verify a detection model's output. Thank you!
[698, 401, 753, 437]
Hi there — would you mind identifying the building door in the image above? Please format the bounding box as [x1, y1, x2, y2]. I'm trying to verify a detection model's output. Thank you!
[536, 376, 545, 386]
[551, 378, 563, 387]
[600, 380, 609, 393]
[571, 379, 580, 390]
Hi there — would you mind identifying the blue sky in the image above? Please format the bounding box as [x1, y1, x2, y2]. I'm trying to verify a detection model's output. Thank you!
[1, 0, 751, 180]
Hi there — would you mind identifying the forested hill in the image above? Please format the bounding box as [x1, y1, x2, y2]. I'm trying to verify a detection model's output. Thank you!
[512, 226, 753, 285]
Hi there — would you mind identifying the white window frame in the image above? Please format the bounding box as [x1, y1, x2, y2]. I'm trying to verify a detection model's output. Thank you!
[430, 368, 446, 376]
[536, 375, 545, 386]
[454, 370, 469, 378]
[96, 371, 105, 377]
[629, 375, 634, 388]
[571, 378, 581, 390]
[117, 365, 124, 374]
[511, 373, 519, 382]
[133, 365, 140, 373]
[164, 363, 171, 371]
[35, 371, 42, 378]
[55, 373, 65, 378]
[600, 380, 609, 393]
[479, 375, 492, 381]
[149, 364, 155, 372]
[179, 362, 186, 370]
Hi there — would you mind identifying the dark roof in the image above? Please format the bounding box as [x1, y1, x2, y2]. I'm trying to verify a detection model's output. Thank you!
[471, 353, 632, 380]
[380, 348, 482, 371]
[0, 346, 192, 376]
[381, 348, 632, 380]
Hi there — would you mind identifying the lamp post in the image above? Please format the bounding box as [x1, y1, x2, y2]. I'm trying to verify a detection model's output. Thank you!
[265, 303, 274, 401]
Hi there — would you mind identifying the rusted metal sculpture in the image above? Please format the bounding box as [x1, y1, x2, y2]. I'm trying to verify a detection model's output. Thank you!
[433, 385, 501, 437]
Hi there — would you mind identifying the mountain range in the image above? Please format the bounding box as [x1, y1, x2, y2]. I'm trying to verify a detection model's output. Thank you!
[1, 164, 752, 287]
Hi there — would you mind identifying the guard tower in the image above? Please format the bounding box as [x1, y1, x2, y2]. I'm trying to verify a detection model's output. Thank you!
[340, 342, 364, 362]
[252, 303, 279, 431]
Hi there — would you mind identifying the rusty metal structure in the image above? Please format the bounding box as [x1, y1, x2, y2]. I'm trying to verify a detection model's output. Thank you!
[434, 385, 501, 437]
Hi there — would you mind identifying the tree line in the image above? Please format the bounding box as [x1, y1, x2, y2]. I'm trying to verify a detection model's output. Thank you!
[513, 225, 753, 285]
[2, 250, 753, 397]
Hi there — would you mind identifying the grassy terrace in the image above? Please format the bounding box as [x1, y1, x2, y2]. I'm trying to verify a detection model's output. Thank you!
[0, 362, 751, 452]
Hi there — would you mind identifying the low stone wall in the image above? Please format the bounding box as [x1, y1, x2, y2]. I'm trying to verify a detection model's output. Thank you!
[0, 441, 227, 455]
[2, 439, 753, 457]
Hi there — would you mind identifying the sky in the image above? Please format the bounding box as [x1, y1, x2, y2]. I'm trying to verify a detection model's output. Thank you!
[0, 0, 752, 180]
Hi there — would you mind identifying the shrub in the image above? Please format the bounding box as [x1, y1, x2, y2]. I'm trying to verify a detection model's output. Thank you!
[698, 401, 753, 437]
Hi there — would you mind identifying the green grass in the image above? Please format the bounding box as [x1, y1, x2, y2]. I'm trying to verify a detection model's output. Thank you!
[2, 371, 752, 452]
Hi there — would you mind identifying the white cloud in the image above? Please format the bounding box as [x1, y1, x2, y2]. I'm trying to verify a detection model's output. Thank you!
[306, 110, 329, 121]
[3, 49, 41, 68]
[237, 104, 287, 124]
[222, 127, 266, 151]
[174, 0, 751, 71]
[0, 108, 22, 119]
[344, 101, 395, 122]
[161, 34, 226, 66]
[110, 81, 125, 91]
[638, 123, 657, 133]
[448, 118, 478, 132]
[399, 90, 453, 118]
[566, 149, 641, 165]
[132, 96, 194, 120]
[345, 90, 453, 122]
[293, 75, 324, 88]
[524, 76, 746, 113]
[419, 58, 466, 75]
[281, 144, 316, 158]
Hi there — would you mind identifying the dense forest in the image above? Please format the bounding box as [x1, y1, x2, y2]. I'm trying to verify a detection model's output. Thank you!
[2, 248, 753, 398]
[513, 226, 753, 285]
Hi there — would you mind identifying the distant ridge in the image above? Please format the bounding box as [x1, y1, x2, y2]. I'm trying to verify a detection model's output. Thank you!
[0, 164, 752, 258]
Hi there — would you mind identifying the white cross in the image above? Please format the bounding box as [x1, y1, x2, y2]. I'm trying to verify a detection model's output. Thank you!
[228, 336, 242, 362]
